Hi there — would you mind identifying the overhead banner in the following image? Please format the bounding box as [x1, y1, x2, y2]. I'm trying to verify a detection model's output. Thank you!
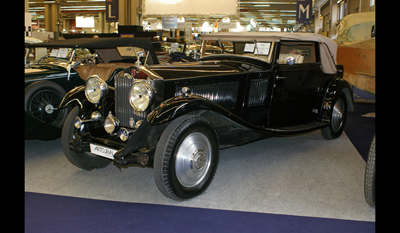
[296, 0, 312, 24]
[106, 0, 119, 22]
[143, 0, 238, 16]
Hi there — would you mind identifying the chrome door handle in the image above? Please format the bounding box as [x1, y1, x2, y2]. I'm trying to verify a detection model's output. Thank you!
[276, 75, 286, 80]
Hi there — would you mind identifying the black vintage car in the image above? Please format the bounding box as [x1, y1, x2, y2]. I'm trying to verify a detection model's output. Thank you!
[25, 38, 158, 140]
[59, 32, 354, 200]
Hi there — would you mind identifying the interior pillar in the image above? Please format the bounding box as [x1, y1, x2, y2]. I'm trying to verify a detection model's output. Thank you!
[118, 0, 139, 26]
[99, 12, 105, 33]
[44, 3, 53, 32]
[44, 3, 61, 39]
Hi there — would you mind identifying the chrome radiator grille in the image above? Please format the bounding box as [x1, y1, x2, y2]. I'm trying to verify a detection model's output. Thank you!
[114, 76, 147, 127]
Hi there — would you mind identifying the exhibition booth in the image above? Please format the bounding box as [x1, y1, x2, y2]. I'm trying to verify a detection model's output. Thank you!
[25, 0, 375, 232]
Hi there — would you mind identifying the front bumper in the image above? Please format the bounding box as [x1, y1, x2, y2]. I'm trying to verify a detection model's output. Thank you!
[70, 117, 154, 166]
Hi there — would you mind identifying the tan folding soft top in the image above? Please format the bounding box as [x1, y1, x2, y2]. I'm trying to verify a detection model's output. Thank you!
[201, 32, 338, 74]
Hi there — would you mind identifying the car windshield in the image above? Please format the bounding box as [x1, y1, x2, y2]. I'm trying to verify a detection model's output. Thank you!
[201, 40, 275, 63]
[27, 46, 152, 66]
[152, 40, 187, 64]
[95, 46, 154, 64]
[26, 47, 93, 66]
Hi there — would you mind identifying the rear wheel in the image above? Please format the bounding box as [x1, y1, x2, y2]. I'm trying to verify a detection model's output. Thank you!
[154, 115, 219, 201]
[321, 93, 347, 140]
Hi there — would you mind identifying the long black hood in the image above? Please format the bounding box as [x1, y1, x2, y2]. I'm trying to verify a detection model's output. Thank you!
[149, 62, 242, 80]
[148, 55, 272, 80]
[25, 64, 68, 83]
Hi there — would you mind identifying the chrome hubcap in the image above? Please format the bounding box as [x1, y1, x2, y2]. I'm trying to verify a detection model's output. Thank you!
[45, 104, 54, 114]
[332, 98, 345, 132]
[192, 150, 206, 170]
[175, 132, 211, 188]
[29, 90, 64, 125]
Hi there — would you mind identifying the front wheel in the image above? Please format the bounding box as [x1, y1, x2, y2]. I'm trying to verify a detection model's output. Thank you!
[61, 106, 111, 171]
[321, 93, 347, 140]
[154, 115, 219, 201]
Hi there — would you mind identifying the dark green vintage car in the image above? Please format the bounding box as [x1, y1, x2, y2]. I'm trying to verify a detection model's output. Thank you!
[25, 38, 158, 140]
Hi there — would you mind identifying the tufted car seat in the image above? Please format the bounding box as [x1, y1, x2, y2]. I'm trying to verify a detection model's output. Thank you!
[278, 54, 304, 64]
[74, 63, 132, 81]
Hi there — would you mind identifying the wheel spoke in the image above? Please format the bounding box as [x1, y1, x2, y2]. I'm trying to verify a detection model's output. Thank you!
[28, 90, 64, 125]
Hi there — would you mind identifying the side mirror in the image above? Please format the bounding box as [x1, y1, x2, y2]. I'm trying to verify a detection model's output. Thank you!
[286, 56, 295, 65]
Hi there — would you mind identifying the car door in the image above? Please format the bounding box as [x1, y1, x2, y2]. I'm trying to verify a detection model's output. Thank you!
[268, 41, 323, 127]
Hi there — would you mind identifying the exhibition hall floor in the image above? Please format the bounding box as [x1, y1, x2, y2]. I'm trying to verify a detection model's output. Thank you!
[25, 128, 375, 232]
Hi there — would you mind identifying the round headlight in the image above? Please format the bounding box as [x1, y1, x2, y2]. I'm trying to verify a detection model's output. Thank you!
[85, 75, 108, 104]
[129, 81, 154, 112]
[118, 127, 130, 141]
[104, 112, 120, 134]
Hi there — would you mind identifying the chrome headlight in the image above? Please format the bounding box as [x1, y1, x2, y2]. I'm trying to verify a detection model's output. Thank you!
[129, 81, 154, 112]
[85, 75, 108, 104]
[104, 112, 119, 134]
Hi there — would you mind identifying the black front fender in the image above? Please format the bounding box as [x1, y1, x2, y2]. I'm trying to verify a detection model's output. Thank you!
[146, 95, 273, 148]
[147, 94, 270, 135]
[58, 85, 115, 109]
[147, 95, 234, 125]
[320, 78, 354, 121]
[59, 86, 85, 109]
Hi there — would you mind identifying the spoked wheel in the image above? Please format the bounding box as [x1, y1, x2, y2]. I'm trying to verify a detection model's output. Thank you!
[154, 115, 219, 201]
[321, 92, 347, 140]
[28, 90, 64, 125]
[25, 81, 68, 127]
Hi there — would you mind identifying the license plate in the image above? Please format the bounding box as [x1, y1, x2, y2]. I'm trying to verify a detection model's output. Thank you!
[89, 143, 118, 160]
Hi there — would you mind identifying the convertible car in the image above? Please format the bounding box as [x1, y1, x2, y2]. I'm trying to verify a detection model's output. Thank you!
[59, 32, 354, 200]
[25, 37, 158, 140]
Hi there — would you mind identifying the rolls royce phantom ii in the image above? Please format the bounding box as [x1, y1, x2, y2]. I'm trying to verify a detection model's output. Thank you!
[58, 32, 354, 200]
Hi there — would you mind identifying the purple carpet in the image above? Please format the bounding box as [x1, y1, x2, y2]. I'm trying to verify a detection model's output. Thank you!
[344, 87, 375, 161]
[25, 192, 374, 233]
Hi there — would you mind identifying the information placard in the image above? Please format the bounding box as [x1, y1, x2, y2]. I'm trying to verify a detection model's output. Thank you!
[254, 43, 271, 55]
[162, 16, 178, 29]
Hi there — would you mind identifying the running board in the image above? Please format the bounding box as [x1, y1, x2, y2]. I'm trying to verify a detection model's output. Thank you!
[264, 121, 328, 135]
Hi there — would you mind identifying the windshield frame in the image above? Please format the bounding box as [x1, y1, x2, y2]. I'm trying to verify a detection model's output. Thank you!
[200, 40, 276, 64]
[25, 47, 81, 68]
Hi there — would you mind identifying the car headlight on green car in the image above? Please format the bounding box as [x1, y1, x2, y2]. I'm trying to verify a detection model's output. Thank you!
[85, 75, 108, 104]
[129, 80, 154, 111]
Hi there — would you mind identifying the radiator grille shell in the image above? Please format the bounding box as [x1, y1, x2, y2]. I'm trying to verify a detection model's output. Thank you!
[114, 76, 147, 127]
